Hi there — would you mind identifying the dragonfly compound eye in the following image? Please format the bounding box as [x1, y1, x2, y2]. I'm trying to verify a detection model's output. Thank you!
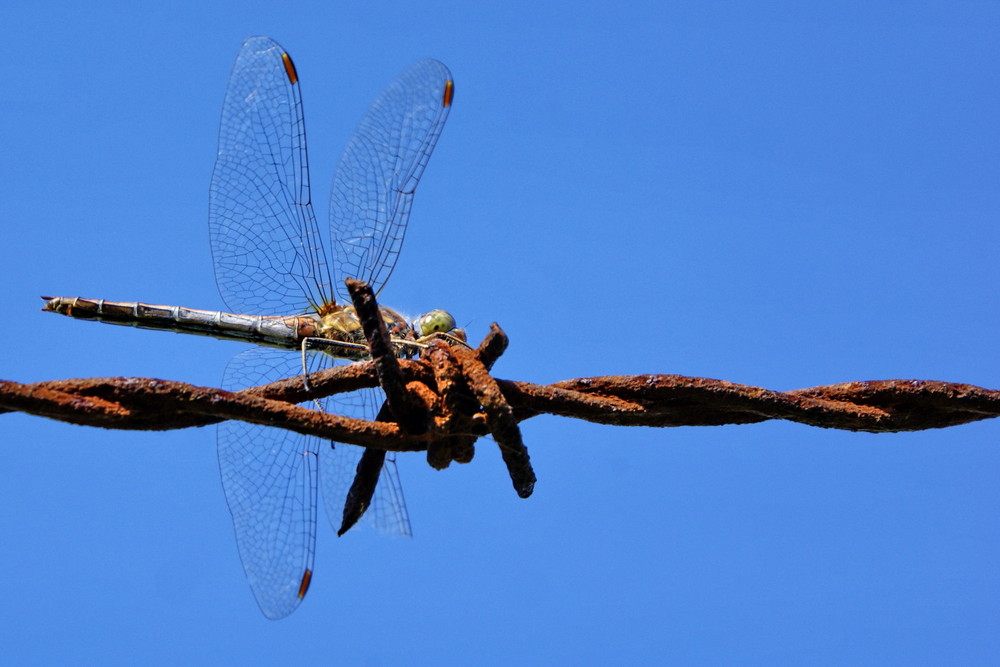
[415, 309, 457, 336]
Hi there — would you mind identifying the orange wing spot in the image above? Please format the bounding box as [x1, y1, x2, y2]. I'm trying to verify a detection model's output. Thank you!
[442, 79, 454, 107]
[297, 569, 313, 599]
[282, 52, 299, 85]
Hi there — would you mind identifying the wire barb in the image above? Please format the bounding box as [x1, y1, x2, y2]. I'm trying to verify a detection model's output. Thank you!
[338, 278, 437, 532]
[346, 278, 428, 434]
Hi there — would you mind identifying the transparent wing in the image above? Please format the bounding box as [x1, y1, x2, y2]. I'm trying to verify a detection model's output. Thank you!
[330, 58, 453, 301]
[218, 348, 319, 620]
[210, 36, 334, 315]
[320, 381, 413, 538]
[219, 347, 412, 619]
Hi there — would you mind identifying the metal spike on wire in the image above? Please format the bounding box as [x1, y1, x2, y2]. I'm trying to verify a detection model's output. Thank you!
[4, 281, 1000, 502]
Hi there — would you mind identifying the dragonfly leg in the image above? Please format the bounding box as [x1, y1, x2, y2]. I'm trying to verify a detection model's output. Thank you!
[298, 336, 369, 406]
[413, 331, 472, 350]
[300, 338, 313, 393]
[302, 336, 370, 358]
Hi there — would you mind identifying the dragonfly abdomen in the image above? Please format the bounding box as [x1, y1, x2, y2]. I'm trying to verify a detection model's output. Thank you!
[41, 296, 316, 351]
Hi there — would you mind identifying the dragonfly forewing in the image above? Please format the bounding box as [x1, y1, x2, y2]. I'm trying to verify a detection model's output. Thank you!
[210, 36, 333, 316]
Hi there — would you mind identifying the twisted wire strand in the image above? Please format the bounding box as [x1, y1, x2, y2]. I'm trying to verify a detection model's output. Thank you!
[5, 281, 998, 498]
[2, 368, 996, 442]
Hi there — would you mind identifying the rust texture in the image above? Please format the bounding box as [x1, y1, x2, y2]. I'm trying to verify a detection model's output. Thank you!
[340, 278, 431, 531]
[452, 344, 535, 498]
[6, 366, 1000, 438]
[6, 283, 1000, 500]
[346, 278, 427, 434]
[475, 322, 508, 371]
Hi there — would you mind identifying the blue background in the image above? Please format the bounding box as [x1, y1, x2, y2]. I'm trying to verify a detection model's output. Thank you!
[2, 1, 999, 664]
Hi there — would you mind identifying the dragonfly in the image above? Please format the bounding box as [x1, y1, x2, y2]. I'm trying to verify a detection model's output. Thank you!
[42, 35, 460, 619]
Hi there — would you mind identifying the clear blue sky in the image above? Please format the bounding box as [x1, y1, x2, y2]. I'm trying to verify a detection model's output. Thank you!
[2, 1, 999, 664]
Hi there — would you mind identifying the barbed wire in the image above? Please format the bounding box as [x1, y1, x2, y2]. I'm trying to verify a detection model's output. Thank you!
[4, 279, 999, 500]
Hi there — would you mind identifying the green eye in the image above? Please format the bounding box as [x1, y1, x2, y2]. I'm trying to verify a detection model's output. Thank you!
[415, 309, 456, 336]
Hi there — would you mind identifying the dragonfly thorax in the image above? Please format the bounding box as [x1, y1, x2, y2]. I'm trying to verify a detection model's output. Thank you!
[314, 304, 416, 359]
[314, 304, 463, 360]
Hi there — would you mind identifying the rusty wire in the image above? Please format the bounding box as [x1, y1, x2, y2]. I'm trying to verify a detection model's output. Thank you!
[4, 281, 1000, 499]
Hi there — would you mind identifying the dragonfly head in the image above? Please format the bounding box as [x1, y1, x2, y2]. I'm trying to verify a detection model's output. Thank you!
[414, 309, 465, 342]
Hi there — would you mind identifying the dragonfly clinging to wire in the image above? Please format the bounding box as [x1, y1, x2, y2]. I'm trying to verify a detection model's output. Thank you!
[42, 35, 460, 619]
